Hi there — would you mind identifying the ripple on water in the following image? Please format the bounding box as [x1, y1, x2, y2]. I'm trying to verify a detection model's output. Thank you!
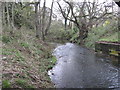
[49, 43, 119, 88]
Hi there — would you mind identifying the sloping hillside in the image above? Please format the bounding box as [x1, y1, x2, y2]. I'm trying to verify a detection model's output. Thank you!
[2, 27, 56, 88]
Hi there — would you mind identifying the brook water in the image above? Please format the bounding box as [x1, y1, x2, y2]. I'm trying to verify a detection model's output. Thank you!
[48, 43, 119, 88]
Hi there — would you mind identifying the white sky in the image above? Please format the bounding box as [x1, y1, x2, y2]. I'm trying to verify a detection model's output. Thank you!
[43, 0, 118, 19]
[41, 0, 114, 8]
[2, 0, 118, 6]
[1, 0, 119, 20]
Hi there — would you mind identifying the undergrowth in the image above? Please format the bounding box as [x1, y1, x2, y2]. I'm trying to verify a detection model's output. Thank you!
[2, 26, 56, 88]
[85, 20, 118, 49]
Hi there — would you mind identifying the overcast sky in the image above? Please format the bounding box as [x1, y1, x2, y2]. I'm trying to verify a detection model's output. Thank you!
[3, 0, 119, 20]
[40, 0, 114, 8]
[42, 0, 118, 19]
[3, 0, 116, 5]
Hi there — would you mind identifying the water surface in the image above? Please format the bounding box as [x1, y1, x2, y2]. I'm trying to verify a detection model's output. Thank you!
[48, 43, 119, 88]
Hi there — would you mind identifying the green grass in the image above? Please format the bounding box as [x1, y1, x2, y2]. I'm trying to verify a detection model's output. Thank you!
[15, 79, 26, 86]
[2, 26, 56, 88]
[2, 80, 11, 88]
[2, 48, 16, 55]
[15, 51, 25, 61]
[2, 36, 11, 43]
[20, 42, 30, 48]
[2, 48, 25, 61]
[99, 32, 118, 42]
[85, 21, 118, 49]
[47, 56, 57, 70]
[50, 56, 57, 64]
[35, 50, 43, 54]
[15, 79, 35, 88]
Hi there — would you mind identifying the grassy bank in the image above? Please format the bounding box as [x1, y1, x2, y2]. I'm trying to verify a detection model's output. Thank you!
[2, 27, 56, 88]
[85, 21, 118, 49]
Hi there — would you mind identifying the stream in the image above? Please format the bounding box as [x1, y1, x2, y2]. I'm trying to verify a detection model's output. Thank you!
[48, 43, 119, 88]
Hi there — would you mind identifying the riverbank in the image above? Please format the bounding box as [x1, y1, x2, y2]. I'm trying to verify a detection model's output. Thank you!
[2, 27, 56, 88]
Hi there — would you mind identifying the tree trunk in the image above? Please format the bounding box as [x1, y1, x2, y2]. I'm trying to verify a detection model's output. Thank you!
[79, 28, 84, 45]
[6, 2, 10, 28]
[11, 2, 15, 30]
[0, 2, 2, 29]
[38, 0, 42, 38]
[44, 0, 54, 36]
[118, 7, 120, 43]
[2, 2, 6, 27]
[79, 23, 89, 45]
[64, 18, 67, 30]
[35, 2, 39, 38]
[41, 0, 46, 41]
[0, 2, 2, 88]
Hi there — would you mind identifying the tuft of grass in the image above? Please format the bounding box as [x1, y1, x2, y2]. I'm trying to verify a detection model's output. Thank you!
[2, 36, 11, 43]
[35, 50, 43, 55]
[15, 79, 34, 88]
[50, 56, 57, 64]
[15, 51, 25, 61]
[15, 79, 27, 86]
[20, 42, 30, 48]
[2, 48, 16, 55]
[2, 52, 12, 56]
[99, 32, 118, 42]
[2, 80, 11, 88]
[47, 56, 57, 70]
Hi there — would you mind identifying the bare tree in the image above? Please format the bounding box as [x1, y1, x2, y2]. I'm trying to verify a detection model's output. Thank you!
[57, 0, 115, 44]
[6, 2, 10, 28]
[35, 1, 40, 38]
[34, 0, 54, 40]
[41, 0, 46, 41]
[44, 0, 54, 35]
[11, 2, 15, 30]
[2, 2, 6, 27]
